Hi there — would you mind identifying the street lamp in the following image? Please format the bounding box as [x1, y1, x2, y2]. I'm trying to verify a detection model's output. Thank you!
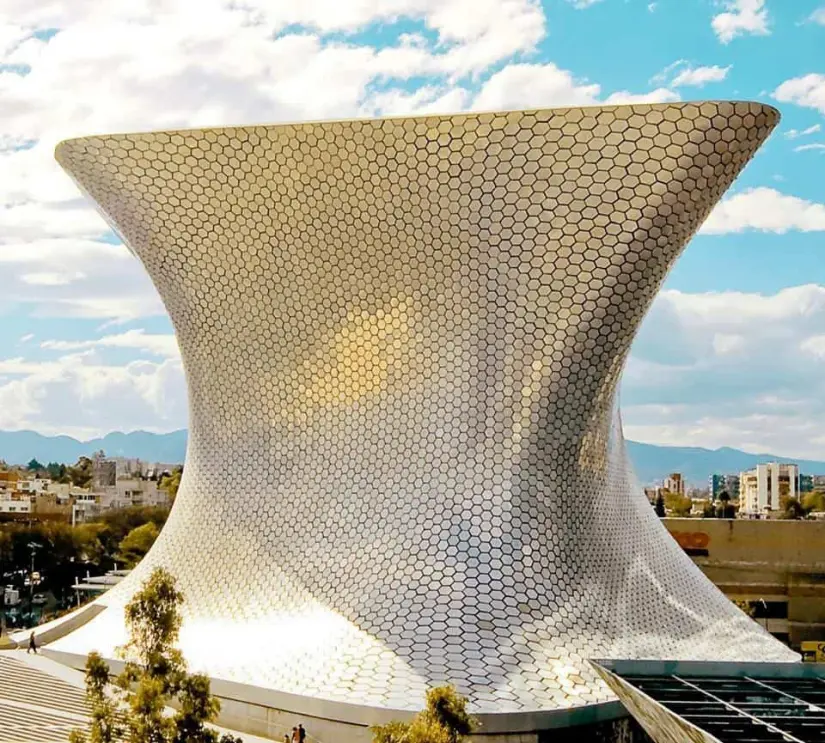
[27, 541, 40, 627]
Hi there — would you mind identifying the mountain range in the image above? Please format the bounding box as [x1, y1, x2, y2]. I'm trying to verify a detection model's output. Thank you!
[1, 429, 823, 485]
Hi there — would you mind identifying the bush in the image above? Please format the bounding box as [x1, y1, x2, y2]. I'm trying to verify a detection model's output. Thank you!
[372, 685, 477, 743]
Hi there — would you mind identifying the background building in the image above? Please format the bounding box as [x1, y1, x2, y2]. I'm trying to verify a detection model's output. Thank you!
[664, 518, 825, 648]
[663, 472, 685, 496]
[740, 463, 799, 516]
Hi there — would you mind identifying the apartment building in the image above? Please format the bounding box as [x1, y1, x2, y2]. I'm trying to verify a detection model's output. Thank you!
[740, 462, 799, 516]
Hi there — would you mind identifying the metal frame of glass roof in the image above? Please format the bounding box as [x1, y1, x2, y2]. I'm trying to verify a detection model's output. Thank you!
[593, 660, 825, 743]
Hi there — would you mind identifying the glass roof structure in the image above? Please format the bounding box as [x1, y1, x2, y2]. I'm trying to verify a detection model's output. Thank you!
[594, 660, 825, 743]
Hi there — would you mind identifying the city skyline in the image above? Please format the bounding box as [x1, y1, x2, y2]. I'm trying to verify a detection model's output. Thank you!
[1, 0, 824, 458]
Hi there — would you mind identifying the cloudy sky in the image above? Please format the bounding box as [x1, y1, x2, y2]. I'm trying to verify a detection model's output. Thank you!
[1, 0, 824, 457]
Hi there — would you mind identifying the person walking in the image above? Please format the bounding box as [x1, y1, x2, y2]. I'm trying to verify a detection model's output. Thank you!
[291, 726, 299, 743]
[283, 734, 290, 743]
[27, 631, 37, 654]
[298, 724, 306, 743]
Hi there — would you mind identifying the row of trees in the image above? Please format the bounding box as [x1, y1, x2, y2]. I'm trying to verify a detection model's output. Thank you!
[778, 492, 825, 520]
[22, 456, 95, 487]
[655, 488, 825, 520]
[18, 457, 183, 494]
[0, 506, 169, 621]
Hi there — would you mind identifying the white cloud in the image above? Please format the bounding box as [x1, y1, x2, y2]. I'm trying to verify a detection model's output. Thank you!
[19, 333, 34, 343]
[801, 335, 825, 359]
[785, 124, 821, 139]
[473, 63, 599, 110]
[774, 74, 825, 115]
[650, 59, 687, 85]
[472, 62, 678, 111]
[671, 64, 731, 87]
[0, 0, 552, 326]
[711, 0, 769, 43]
[700, 187, 825, 234]
[604, 87, 680, 105]
[809, 7, 825, 25]
[566, 0, 604, 7]
[21, 272, 85, 286]
[0, 351, 186, 438]
[0, 238, 163, 321]
[0, 199, 109, 241]
[41, 330, 179, 358]
[795, 143, 825, 153]
[623, 285, 825, 459]
[648, 3, 657, 11]
[712, 333, 746, 356]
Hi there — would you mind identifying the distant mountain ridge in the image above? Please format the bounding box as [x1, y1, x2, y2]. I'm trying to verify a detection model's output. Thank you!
[0, 429, 187, 466]
[1, 429, 823, 485]
[626, 440, 825, 485]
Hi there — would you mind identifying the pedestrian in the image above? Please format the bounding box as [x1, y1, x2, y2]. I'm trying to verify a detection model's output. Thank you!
[283, 735, 290, 743]
[292, 726, 299, 743]
[27, 631, 37, 654]
[298, 724, 306, 743]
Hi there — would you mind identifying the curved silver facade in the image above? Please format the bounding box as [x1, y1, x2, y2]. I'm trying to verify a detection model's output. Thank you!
[52, 102, 796, 720]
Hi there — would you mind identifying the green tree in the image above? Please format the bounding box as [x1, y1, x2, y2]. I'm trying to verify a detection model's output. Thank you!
[654, 494, 665, 517]
[173, 673, 221, 743]
[158, 467, 183, 503]
[68, 456, 94, 488]
[28, 458, 44, 473]
[424, 685, 475, 743]
[780, 496, 805, 520]
[802, 491, 825, 513]
[372, 685, 476, 743]
[118, 522, 161, 568]
[664, 491, 692, 517]
[71, 568, 232, 743]
[47, 461, 70, 483]
[714, 491, 736, 519]
[69, 653, 122, 743]
[733, 599, 756, 618]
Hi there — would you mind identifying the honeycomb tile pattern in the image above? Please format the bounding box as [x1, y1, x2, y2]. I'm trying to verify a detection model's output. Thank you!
[53, 103, 797, 720]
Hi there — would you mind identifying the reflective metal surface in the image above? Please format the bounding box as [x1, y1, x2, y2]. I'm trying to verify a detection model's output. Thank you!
[52, 103, 796, 717]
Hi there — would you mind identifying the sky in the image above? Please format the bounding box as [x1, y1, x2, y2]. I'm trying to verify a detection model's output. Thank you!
[0, 0, 824, 458]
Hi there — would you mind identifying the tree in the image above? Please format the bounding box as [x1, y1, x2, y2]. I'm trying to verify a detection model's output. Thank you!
[802, 491, 825, 513]
[47, 461, 70, 483]
[372, 685, 476, 743]
[159, 467, 183, 504]
[733, 599, 756, 618]
[424, 685, 475, 743]
[71, 568, 236, 743]
[69, 653, 121, 743]
[664, 491, 692, 517]
[118, 522, 161, 568]
[780, 496, 805, 520]
[68, 456, 94, 488]
[28, 458, 44, 473]
[654, 494, 665, 517]
[715, 491, 735, 519]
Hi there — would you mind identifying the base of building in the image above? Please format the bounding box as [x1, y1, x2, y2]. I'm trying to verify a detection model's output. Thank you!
[43, 648, 641, 743]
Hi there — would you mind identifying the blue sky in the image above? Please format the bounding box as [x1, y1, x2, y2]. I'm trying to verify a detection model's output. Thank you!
[0, 0, 824, 457]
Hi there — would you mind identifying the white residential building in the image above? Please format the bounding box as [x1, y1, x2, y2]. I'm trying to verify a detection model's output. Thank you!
[16, 478, 50, 495]
[46, 482, 92, 503]
[0, 494, 32, 514]
[740, 463, 799, 515]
